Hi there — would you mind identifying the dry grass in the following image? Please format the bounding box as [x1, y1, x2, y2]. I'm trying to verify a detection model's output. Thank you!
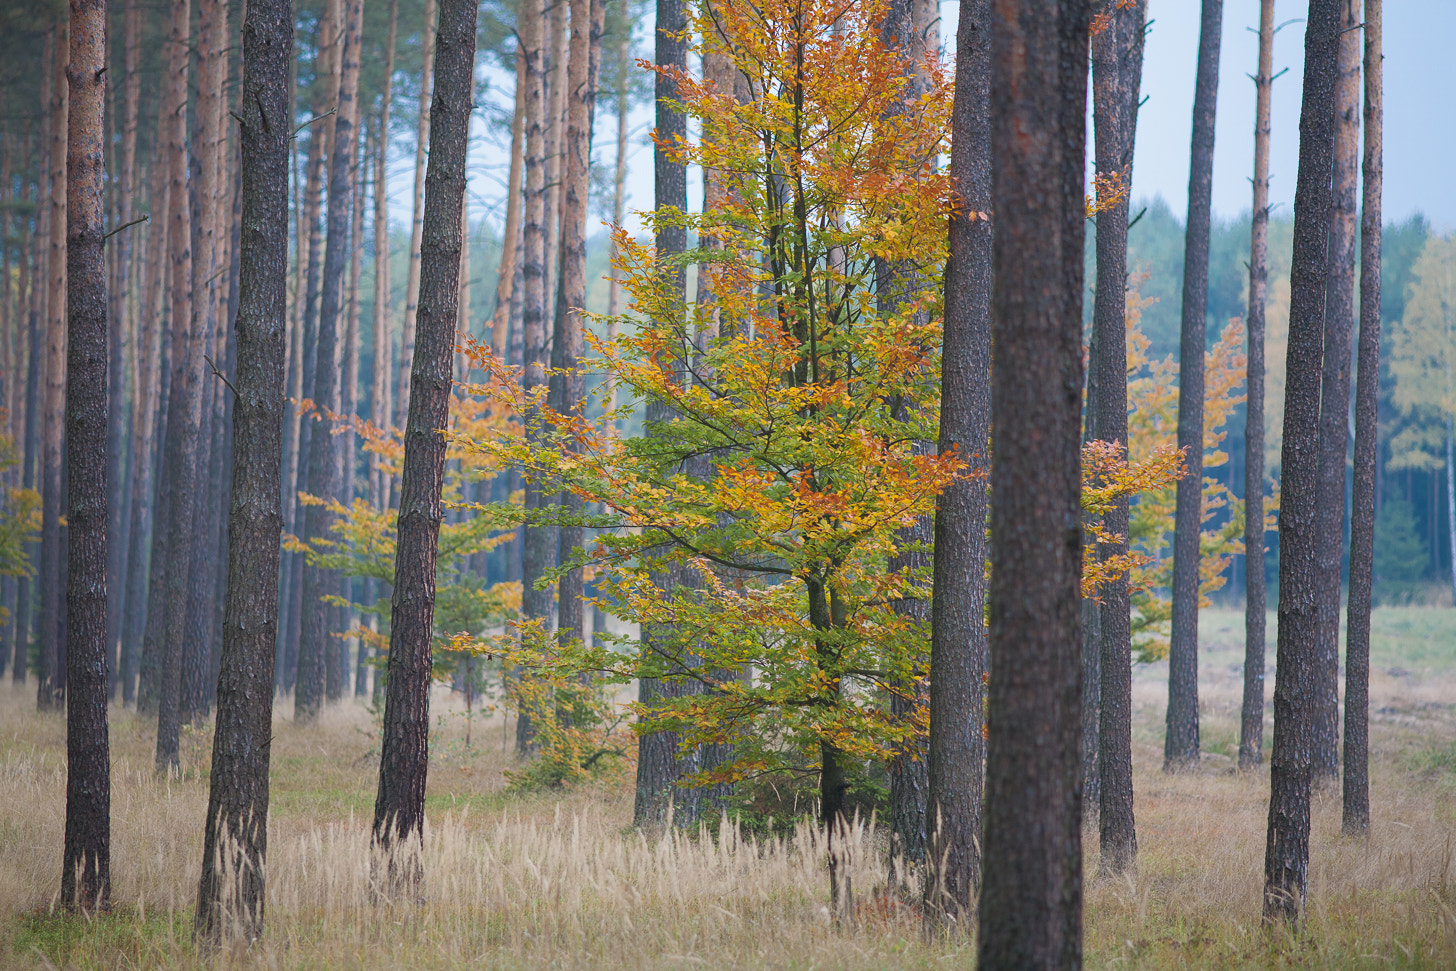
[3, 607, 1456, 968]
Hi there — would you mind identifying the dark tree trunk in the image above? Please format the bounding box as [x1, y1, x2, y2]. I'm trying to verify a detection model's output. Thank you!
[925, 0, 990, 923]
[396, 0, 436, 430]
[372, 0, 474, 892]
[1312, 0, 1360, 787]
[1343, 0, 1380, 838]
[632, 0, 691, 827]
[1092, 0, 1147, 876]
[1240, 0, 1275, 772]
[60, 0, 111, 911]
[1166, 0, 1223, 772]
[977, 0, 1088, 966]
[194, 0, 291, 939]
[1264, 0, 1340, 924]
[154, 0, 200, 775]
[39, 24, 69, 712]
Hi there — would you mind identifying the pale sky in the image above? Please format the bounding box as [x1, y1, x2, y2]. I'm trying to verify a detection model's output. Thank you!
[440, 0, 1456, 245]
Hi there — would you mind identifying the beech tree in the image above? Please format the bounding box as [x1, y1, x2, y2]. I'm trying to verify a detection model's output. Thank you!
[1265, 0, 1340, 924]
[1166, 0, 1223, 772]
[194, 0, 292, 942]
[372, 0, 476, 892]
[61, 0, 110, 912]
[978, 0, 1089, 965]
[1344, 0, 1381, 838]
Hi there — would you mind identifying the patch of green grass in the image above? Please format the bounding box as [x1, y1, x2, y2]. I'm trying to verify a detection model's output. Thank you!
[8, 908, 194, 970]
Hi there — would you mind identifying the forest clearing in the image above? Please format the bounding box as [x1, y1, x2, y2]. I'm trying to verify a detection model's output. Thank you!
[4, 608, 1456, 969]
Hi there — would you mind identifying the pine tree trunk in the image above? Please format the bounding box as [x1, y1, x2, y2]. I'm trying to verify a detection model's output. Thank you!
[372, 0, 475, 892]
[396, 0, 437, 429]
[346, 126, 366, 697]
[194, 0, 291, 937]
[543, 0, 569, 330]
[632, 0, 690, 829]
[925, 0, 990, 923]
[38, 24, 69, 712]
[1166, 0, 1223, 772]
[490, 48, 525, 355]
[299, 0, 364, 717]
[1343, 0, 1380, 838]
[1312, 0, 1361, 786]
[1264, 0, 1341, 924]
[1092, 0, 1147, 876]
[517, 0, 551, 757]
[977, 2, 1089, 965]
[548, 0, 605, 687]
[1240, 0, 1275, 772]
[154, 0, 202, 774]
[61, 0, 111, 911]
[371, 0, 398, 516]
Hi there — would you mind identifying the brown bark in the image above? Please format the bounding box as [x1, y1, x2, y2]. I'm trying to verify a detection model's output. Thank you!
[372, 0, 476, 891]
[491, 48, 526, 355]
[371, 0, 398, 515]
[39, 24, 69, 712]
[1092, 0, 1147, 876]
[632, 0, 690, 828]
[517, 0, 550, 756]
[61, 0, 111, 911]
[154, 0, 201, 775]
[977, 0, 1088, 966]
[1264, 0, 1341, 924]
[1343, 0, 1380, 838]
[194, 0, 292, 939]
[925, 0, 990, 923]
[1312, 0, 1360, 786]
[543, 0, 569, 332]
[1240, 0, 1275, 772]
[1166, 0, 1223, 772]
[396, 0, 437, 429]
[346, 126, 366, 696]
[548, 0, 605, 678]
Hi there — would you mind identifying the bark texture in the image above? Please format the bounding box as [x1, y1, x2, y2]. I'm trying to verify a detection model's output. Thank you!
[194, 0, 292, 942]
[1092, 0, 1146, 876]
[1312, 0, 1360, 786]
[925, 0, 989, 924]
[976, 0, 1088, 966]
[372, 0, 475, 891]
[1166, 0, 1223, 772]
[1343, 0, 1380, 838]
[61, 0, 111, 911]
[1264, 0, 1340, 924]
[1240, 0, 1275, 771]
[396, 0, 437, 428]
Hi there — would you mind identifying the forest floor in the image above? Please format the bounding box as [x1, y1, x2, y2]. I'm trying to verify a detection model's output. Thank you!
[3, 606, 1456, 969]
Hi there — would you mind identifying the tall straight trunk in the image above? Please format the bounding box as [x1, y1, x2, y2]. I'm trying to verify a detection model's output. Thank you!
[925, 0, 990, 922]
[490, 48, 526, 355]
[107, 0, 141, 696]
[1165, 0, 1223, 771]
[122, 119, 169, 706]
[1343, 0, 1380, 838]
[543, 0, 569, 331]
[299, 0, 364, 716]
[1264, 0, 1340, 924]
[345, 126, 366, 694]
[549, 0, 605, 675]
[1092, 0, 1147, 875]
[1240, 0, 1276, 772]
[16, 136, 44, 687]
[977, 0, 1089, 966]
[194, 0, 291, 939]
[39, 24, 70, 712]
[372, 0, 475, 889]
[605, 22, 629, 410]
[632, 0, 690, 827]
[1312, 0, 1360, 786]
[371, 0, 398, 516]
[396, 0, 437, 429]
[61, 0, 111, 911]
[154, 0, 202, 775]
[517, 0, 550, 756]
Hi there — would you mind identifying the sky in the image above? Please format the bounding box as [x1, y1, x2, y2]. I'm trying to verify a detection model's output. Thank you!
[440, 0, 1456, 245]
